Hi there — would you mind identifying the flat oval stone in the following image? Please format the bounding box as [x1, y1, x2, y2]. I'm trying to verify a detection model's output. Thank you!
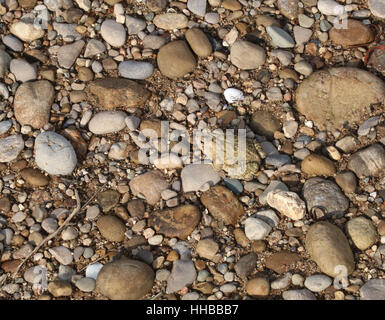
[185, 28, 212, 57]
[305, 221, 355, 277]
[96, 258, 154, 300]
[230, 40, 266, 70]
[20, 168, 50, 187]
[88, 111, 127, 135]
[149, 205, 201, 239]
[100, 19, 126, 47]
[329, 20, 374, 47]
[153, 13, 188, 30]
[295, 68, 385, 130]
[118, 61, 154, 80]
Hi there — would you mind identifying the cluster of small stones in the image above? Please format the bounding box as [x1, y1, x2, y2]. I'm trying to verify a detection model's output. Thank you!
[0, 0, 384, 301]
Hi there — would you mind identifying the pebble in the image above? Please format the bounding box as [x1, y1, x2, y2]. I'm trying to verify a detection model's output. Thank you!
[0, 135, 24, 163]
[166, 259, 196, 293]
[157, 41, 196, 79]
[196, 239, 219, 260]
[100, 19, 127, 47]
[271, 273, 292, 290]
[294, 61, 313, 76]
[49, 246, 73, 265]
[85, 263, 103, 280]
[301, 154, 336, 176]
[14, 80, 55, 129]
[317, 0, 345, 16]
[259, 180, 288, 205]
[348, 144, 385, 178]
[153, 13, 188, 30]
[234, 253, 257, 279]
[96, 258, 154, 299]
[88, 111, 127, 134]
[244, 217, 272, 240]
[10, 59, 36, 82]
[10, 16, 45, 42]
[187, 0, 207, 16]
[304, 274, 332, 292]
[97, 215, 126, 242]
[142, 35, 167, 50]
[346, 217, 378, 250]
[246, 278, 270, 296]
[2, 35, 24, 52]
[125, 15, 146, 34]
[185, 28, 212, 57]
[75, 277, 96, 292]
[267, 190, 306, 220]
[230, 41, 266, 70]
[224, 88, 244, 103]
[282, 289, 316, 300]
[118, 61, 154, 80]
[360, 279, 385, 300]
[0, 49, 11, 77]
[266, 26, 295, 48]
[34, 132, 77, 176]
[369, 0, 385, 18]
[84, 39, 106, 58]
[181, 164, 221, 192]
[57, 40, 85, 69]
[358, 116, 380, 136]
[48, 280, 73, 297]
[305, 221, 355, 277]
[0, 120, 12, 135]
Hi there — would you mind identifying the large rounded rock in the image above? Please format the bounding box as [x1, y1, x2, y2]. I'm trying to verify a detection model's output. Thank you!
[295, 68, 385, 130]
[96, 258, 154, 300]
[34, 132, 77, 176]
[14, 80, 55, 129]
[346, 217, 378, 250]
[305, 221, 355, 277]
[230, 41, 266, 70]
[157, 41, 196, 79]
[303, 178, 349, 217]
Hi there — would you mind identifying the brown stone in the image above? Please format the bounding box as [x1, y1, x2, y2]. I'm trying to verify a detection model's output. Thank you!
[0, 196, 11, 214]
[149, 205, 201, 239]
[20, 168, 50, 187]
[48, 280, 72, 297]
[301, 154, 336, 177]
[129, 170, 169, 206]
[96, 257, 154, 300]
[378, 220, 385, 236]
[97, 215, 126, 242]
[329, 20, 374, 47]
[246, 277, 270, 296]
[250, 110, 281, 139]
[200, 186, 245, 225]
[265, 251, 301, 273]
[1, 260, 22, 273]
[126, 199, 145, 218]
[222, 0, 242, 11]
[97, 190, 120, 212]
[185, 28, 212, 57]
[87, 78, 151, 109]
[18, 0, 37, 8]
[234, 228, 250, 247]
[157, 41, 196, 79]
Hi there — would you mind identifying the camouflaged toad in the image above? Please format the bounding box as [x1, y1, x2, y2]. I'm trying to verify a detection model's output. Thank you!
[196, 131, 266, 181]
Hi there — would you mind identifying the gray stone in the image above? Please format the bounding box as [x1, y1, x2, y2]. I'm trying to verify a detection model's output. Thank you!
[294, 61, 313, 76]
[187, 0, 207, 16]
[230, 41, 266, 70]
[304, 274, 332, 292]
[271, 49, 293, 66]
[42, 217, 58, 233]
[0, 49, 11, 77]
[181, 164, 221, 192]
[118, 61, 154, 80]
[346, 217, 378, 250]
[10, 59, 37, 82]
[153, 13, 188, 30]
[254, 209, 280, 227]
[101, 19, 127, 47]
[283, 289, 316, 300]
[125, 15, 147, 34]
[0, 135, 24, 163]
[88, 111, 127, 134]
[142, 35, 167, 50]
[2, 35, 24, 52]
[76, 277, 96, 292]
[266, 26, 295, 48]
[53, 23, 82, 40]
[360, 279, 385, 300]
[277, 0, 299, 19]
[244, 217, 272, 240]
[357, 116, 380, 136]
[166, 259, 197, 293]
[0, 121, 12, 135]
[348, 144, 385, 178]
[303, 178, 349, 217]
[34, 132, 77, 175]
[368, 0, 385, 19]
[293, 26, 312, 45]
[84, 39, 106, 58]
[234, 253, 257, 279]
[259, 180, 289, 205]
[49, 246, 73, 265]
[57, 40, 85, 69]
[298, 14, 314, 28]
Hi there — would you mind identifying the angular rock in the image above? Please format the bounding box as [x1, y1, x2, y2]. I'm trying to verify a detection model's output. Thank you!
[10, 15, 45, 42]
[166, 259, 196, 293]
[57, 40, 85, 69]
[267, 190, 306, 221]
[234, 253, 257, 279]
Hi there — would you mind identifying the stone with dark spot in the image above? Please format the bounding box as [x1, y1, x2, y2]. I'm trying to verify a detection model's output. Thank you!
[149, 205, 201, 239]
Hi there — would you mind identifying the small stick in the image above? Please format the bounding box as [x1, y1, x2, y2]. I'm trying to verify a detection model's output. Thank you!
[12, 188, 101, 278]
